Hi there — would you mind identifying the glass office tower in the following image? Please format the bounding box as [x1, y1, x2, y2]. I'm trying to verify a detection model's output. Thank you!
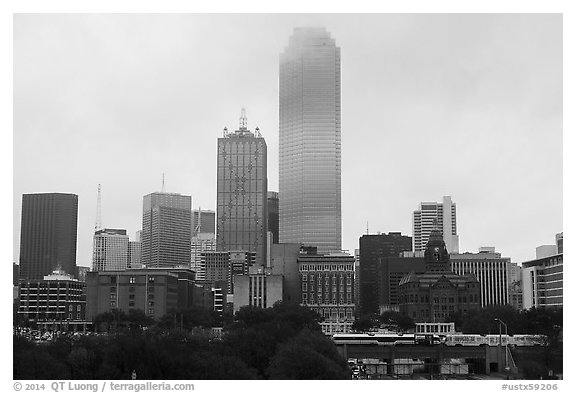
[279, 27, 342, 254]
[216, 110, 268, 266]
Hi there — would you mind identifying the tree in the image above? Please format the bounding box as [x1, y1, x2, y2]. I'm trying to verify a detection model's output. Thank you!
[379, 311, 415, 332]
[267, 330, 350, 379]
[352, 316, 377, 332]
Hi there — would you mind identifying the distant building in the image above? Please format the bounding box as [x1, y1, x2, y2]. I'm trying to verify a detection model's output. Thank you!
[85, 267, 211, 321]
[507, 263, 523, 310]
[18, 269, 86, 330]
[298, 252, 355, 334]
[191, 234, 216, 281]
[192, 209, 216, 237]
[555, 232, 563, 254]
[92, 228, 129, 272]
[450, 247, 511, 307]
[267, 192, 279, 244]
[19, 193, 78, 280]
[141, 192, 191, 268]
[128, 240, 141, 268]
[13, 263, 19, 286]
[378, 255, 426, 312]
[216, 110, 268, 266]
[522, 253, 563, 309]
[229, 251, 256, 293]
[358, 232, 412, 316]
[536, 245, 557, 259]
[399, 226, 480, 323]
[413, 196, 459, 254]
[77, 266, 90, 282]
[269, 243, 301, 304]
[233, 270, 283, 313]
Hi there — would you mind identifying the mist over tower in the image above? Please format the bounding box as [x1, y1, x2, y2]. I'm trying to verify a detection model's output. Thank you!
[279, 27, 342, 253]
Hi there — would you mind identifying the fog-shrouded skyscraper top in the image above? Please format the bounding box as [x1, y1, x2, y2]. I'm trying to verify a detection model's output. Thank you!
[217, 109, 268, 266]
[279, 27, 342, 254]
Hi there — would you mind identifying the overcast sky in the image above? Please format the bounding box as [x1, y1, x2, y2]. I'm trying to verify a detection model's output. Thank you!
[13, 13, 562, 267]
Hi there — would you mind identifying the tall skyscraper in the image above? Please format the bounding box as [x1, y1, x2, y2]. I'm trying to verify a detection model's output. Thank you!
[19, 193, 78, 280]
[141, 192, 191, 268]
[279, 27, 342, 254]
[192, 209, 216, 237]
[92, 228, 129, 271]
[216, 109, 268, 266]
[413, 196, 459, 253]
[267, 191, 279, 244]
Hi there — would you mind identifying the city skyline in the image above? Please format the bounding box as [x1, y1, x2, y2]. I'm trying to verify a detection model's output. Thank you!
[13, 14, 562, 267]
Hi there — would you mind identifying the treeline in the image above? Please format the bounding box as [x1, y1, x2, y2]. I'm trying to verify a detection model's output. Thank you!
[354, 306, 563, 341]
[13, 302, 351, 380]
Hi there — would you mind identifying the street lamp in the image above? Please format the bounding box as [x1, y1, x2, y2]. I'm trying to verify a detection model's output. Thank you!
[494, 318, 510, 379]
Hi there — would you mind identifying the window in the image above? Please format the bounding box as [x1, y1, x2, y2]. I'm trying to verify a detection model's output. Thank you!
[129, 287, 135, 292]
[110, 286, 117, 293]
[302, 282, 307, 291]
[302, 274, 308, 281]
[129, 294, 135, 300]
[129, 277, 136, 284]
[148, 276, 155, 283]
[302, 293, 308, 300]
[111, 276, 117, 284]
[129, 301, 135, 307]
[310, 275, 315, 282]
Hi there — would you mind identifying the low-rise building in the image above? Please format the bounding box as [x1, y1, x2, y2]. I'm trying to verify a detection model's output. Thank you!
[18, 269, 86, 330]
[233, 269, 283, 313]
[298, 251, 355, 334]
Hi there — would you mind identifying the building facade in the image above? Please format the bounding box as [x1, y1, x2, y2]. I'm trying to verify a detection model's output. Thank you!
[233, 272, 283, 313]
[128, 240, 141, 268]
[92, 228, 129, 272]
[216, 110, 268, 266]
[450, 248, 511, 307]
[399, 228, 480, 323]
[192, 209, 216, 237]
[267, 191, 279, 244]
[413, 196, 459, 253]
[270, 243, 301, 304]
[358, 232, 412, 316]
[522, 253, 563, 309]
[298, 253, 355, 333]
[279, 27, 342, 254]
[85, 268, 211, 321]
[141, 192, 191, 268]
[19, 193, 79, 280]
[18, 269, 86, 329]
[191, 234, 216, 281]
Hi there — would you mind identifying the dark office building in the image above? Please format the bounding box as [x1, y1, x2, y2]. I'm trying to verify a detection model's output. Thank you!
[358, 232, 412, 316]
[379, 256, 426, 310]
[267, 191, 279, 244]
[19, 193, 78, 280]
[142, 192, 191, 268]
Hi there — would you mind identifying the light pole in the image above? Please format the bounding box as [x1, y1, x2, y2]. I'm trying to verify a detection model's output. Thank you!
[494, 318, 509, 378]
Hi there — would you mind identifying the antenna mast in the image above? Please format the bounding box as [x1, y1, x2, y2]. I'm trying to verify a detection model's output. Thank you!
[161, 173, 166, 193]
[239, 108, 247, 129]
[95, 184, 102, 232]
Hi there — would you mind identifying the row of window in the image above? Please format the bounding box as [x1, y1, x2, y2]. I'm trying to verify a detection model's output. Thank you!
[299, 264, 353, 271]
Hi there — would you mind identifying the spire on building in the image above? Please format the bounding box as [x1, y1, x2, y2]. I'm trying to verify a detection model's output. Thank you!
[161, 173, 166, 193]
[239, 108, 247, 130]
[95, 184, 102, 232]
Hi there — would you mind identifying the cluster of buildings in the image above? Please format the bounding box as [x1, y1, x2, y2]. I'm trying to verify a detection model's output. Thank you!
[14, 27, 563, 335]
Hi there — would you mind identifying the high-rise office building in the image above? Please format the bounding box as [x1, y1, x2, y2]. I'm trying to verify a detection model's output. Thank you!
[191, 209, 216, 280]
[141, 192, 191, 268]
[358, 232, 413, 316]
[267, 191, 279, 244]
[19, 193, 78, 280]
[450, 247, 511, 307]
[413, 196, 459, 253]
[92, 228, 129, 272]
[192, 209, 216, 237]
[279, 27, 342, 254]
[128, 240, 141, 268]
[216, 110, 267, 266]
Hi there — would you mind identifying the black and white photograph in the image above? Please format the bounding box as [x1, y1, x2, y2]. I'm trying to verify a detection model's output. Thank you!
[8, 6, 568, 388]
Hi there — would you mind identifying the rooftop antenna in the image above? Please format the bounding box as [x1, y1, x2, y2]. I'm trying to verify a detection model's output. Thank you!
[161, 173, 166, 193]
[366, 221, 369, 235]
[239, 108, 247, 129]
[95, 184, 102, 232]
